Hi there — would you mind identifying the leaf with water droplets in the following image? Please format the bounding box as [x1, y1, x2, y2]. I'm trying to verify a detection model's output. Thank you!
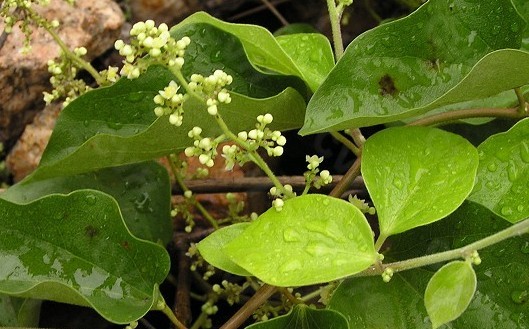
[246, 304, 348, 329]
[300, 0, 527, 135]
[362, 126, 478, 236]
[425, 261, 477, 328]
[224, 194, 377, 286]
[469, 118, 529, 223]
[275, 33, 334, 91]
[328, 201, 529, 328]
[0, 295, 41, 327]
[0, 190, 170, 324]
[1, 162, 172, 244]
[197, 223, 252, 276]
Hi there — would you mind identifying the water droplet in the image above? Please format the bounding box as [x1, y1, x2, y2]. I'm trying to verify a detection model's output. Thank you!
[127, 93, 144, 103]
[510, 290, 528, 304]
[283, 228, 301, 242]
[305, 242, 332, 256]
[134, 192, 152, 213]
[467, 30, 477, 46]
[323, 199, 330, 206]
[85, 194, 97, 205]
[507, 160, 518, 182]
[517, 205, 525, 212]
[520, 241, 529, 254]
[392, 178, 403, 189]
[107, 121, 123, 130]
[210, 50, 222, 62]
[520, 142, 529, 163]
[301, 35, 309, 41]
[280, 259, 302, 274]
[487, 162, 498, 172]
[501, 206, 513, 217]
[83, 120, 90, 127]
[332, 258, 348, 266]
[511, 22, 520, 32]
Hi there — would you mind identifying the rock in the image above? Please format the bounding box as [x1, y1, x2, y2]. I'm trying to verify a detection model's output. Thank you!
[0, 0, 124, 149]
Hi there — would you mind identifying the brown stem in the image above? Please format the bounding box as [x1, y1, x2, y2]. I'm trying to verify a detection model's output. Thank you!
[220, 284, 278, 329]
[407, 107, 524, 127]
[174, 239, 192, 327]
[329, 157, 362, 198]
[259, 0, 289, 26]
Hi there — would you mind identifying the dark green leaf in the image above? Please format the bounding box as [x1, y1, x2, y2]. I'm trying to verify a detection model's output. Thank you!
[274, 24, 320, 36]
[224, 194, 377, 286]
[425, 261, 477, 329]
[300, 0, 527, 134]
[246, 304, 348, 329]
[512, 0, 529, 51]
[0, 295, 41, 327]
[469, 118, 529, 223]
[0, 190, 170, 324]
[361, 126, 478, 236]
[329, 201, 529, 328]
[1, 162, 172, 244]
[197, 223, 252, 276]
[25, 66, 305, 182]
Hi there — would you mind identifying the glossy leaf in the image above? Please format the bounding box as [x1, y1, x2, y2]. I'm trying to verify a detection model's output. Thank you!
[224, 194, 377, 287]
[275, 33, 334, 91]
[468, 118, 529, 223]
[245, 304, 348, 329]
[512, 0, 529, 51]
[362, 126, 478, 236]
[0, 190, 170, 324]
[425, 261, 477, 328]
[197, 223, 252, 277]
[300, 0, 527, 135]
[0, 295, 41, 327]
[329, 201, 529, 328]
[1, 162, 172, 244]
[25, 66, 305, 182]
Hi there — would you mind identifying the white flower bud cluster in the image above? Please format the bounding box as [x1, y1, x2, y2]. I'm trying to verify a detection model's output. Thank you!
[212, 280, 247, 306]
[153, 80, 188, 126]
[184, 126, 220, 168]
[382, 267, 394, 283]
[269, 184, 295, 212]
[43, 56, 90, 107]
[201, 300, 218, 315]
[304, 155, 334, 189]
[239, 113, 286, 156]
[188, 70, 233, 116]
[114, 20, 191, 79]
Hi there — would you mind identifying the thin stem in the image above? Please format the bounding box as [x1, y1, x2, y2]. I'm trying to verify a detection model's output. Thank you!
[161, 304, 188, 329]
[259, 0, 289, 26]
[169, 66, 203, 101]
[220, 284, 278, 329]
[374, 233, 387, 252]
[359, 217, 529, 276]
[407, 107, 524, 127]
[330, 131, 361, 156]
[166, 156, 219, 229]
[348, 128, 366, 148]
[329, 156, 362, 198]
[299, 287, 324, 302]
[190, 311, 209, 329]
[279, 287, 302, 304]
[515, 87, 527, 115]
[326, 0, 345, 60]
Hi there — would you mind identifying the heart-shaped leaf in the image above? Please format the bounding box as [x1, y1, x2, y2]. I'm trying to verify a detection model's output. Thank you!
[425, 261, 477, 328]
[197, 223, 252, 276]
[300, 0, 527, 135]
[362, 126, 478, 237]
[468, 117, 529, 223]
[0, 190, 170, 324]
[2, 162, 172, 244]
[224, 194, 377, 286]
[245, 304, 348, 329]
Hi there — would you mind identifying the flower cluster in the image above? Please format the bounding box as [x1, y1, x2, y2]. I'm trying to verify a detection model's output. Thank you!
[212, 280, 249, 305]
[348, 195, 376, 215]
[184, 127, 221, 168]
[114, 20, 191, 79]
[188, 70, 233, 116]
[382, 267, 394, 283]
[269, 184, 295, 211]
[153, 80, 188, 126]
[304, 155, 333, 189]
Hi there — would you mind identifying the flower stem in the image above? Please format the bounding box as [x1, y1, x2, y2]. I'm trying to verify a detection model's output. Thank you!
[326, 0, 345, 60]
[161, 303, 188, 329]
[329, 156, 362, 198]
[515, 87, 527, 115]
[330, 131, 361, 156]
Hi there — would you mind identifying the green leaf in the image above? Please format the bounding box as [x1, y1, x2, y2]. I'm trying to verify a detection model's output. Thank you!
[1, 162, 172, 244]
[275, 34, 334, 91]
[300, 0, 527, 135]
[224, 194, 377, 287]
[172, 12, 324, 91]
[274, 23, 320, 36]
[245, 304, 348, 329]
[25, 66, 305, 182]
[512, 0, 529, 51]
[0, 295, 41, 327]
[425, 261, 477, 329]
[0, 190, 170, 324]
[468, 118, 529, 223]
[197, 223, 252, 276]
[328, 201, 529, 328]
[362, 126, 478, 236]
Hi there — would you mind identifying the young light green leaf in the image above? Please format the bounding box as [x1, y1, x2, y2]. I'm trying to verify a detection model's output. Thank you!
[0, 190, 170, 324]
[362, 126, 478, 237]
[2, 162, 172, 244]
[0, 295, 41, 327]
[24, 66, 305, 182]
[300, 0, 527, 135]
[328, 201, 529, 329]
[468, 118, 529, 223]
[425, 261, 477, 328]
[224, 194, 378, 287]
[197, 223, 252, 277]
[246, 304, 348, 329]
[275, 33, 334, 91]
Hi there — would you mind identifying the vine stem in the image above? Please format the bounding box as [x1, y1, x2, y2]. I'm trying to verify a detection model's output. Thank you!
[515, 87, 527, 115]
[359, 217, 529, 276]
[329, 156, 362, 198]
[330, 131, 361, 156]
[326, 0, 345, 60]
[407, 107, 524, 126]
[161, 303, 188, 329]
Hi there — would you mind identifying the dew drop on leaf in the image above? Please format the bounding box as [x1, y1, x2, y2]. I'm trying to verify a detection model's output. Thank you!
[520, 241, 529, 254]
[127, 93, 144, 103]
[283, 228, 302, 242]
[487, 162, 498, 172]
[520, 141, 529, 163]
[501, 206, 513, 217]
[85, 194, 97, 205]
[510, 290, 528, 304]
[392, 177, 403, 189]
[280, 259, 302, 274]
